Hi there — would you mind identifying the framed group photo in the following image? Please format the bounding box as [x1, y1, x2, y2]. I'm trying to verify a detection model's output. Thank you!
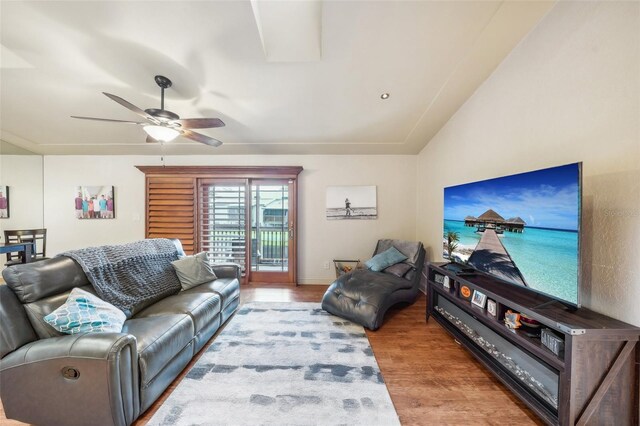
[0, 185, 9, 218]
[74, 186, 115, 219]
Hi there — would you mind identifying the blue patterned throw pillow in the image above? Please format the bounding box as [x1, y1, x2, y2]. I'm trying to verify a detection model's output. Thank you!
[44, 287, 126, 334]
[365, 246, 408, 272]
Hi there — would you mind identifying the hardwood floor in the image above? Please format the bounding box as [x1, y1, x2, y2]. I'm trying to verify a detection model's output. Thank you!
[1, 284, 542, 426]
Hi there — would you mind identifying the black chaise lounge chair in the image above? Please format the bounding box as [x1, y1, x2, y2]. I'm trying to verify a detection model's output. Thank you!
[321, 239, 425, 330]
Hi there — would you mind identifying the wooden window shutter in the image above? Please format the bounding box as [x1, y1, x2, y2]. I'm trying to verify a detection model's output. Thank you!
[146, 177, 197, 254]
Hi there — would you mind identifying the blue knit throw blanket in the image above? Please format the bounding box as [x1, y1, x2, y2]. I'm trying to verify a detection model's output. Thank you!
[61, 239, 181, 317]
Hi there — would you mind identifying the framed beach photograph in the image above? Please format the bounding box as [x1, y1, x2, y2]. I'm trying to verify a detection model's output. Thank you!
[471, 289, 487, 309]
[326, 185, 377, 220]
[75, 186, 115, 219]
[0, 186, 9, 218]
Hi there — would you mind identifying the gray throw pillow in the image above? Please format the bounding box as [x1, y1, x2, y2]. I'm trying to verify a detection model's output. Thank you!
[171, 252, 217, 291]
[383, 263, 412, 278]
[404, 269, 417, 280]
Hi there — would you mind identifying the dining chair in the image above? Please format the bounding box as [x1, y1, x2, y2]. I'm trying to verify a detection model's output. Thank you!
[4, 229, 48, 266]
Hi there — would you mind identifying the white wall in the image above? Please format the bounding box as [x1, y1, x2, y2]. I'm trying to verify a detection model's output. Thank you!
[44, 155, 417, 284]
[416, 2, 640, 325]
[0, 155, 44, 237]
[43, 156, 149, 254]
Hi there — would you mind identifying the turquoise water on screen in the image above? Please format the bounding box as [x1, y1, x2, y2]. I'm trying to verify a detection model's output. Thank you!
[444, 220, 579, 304]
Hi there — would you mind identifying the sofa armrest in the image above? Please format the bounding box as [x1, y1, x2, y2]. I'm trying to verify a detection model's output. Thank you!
[212, 263, 241, 280]
[0, 333, 139, 426]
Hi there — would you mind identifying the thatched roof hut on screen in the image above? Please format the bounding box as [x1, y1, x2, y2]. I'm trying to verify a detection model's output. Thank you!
[464, 210, 526, 233]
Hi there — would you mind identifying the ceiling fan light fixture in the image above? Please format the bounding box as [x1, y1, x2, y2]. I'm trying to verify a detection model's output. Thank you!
[71, 76, 224, 147]
[143, 125, 180, 142]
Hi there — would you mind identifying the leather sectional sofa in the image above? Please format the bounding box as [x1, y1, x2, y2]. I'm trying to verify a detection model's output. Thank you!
[0, 240, 240, 426]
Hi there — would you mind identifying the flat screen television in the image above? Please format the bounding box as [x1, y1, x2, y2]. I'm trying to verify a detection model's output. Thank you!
[443, 162, 581, 307]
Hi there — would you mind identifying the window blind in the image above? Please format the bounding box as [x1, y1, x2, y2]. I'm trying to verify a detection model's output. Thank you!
[198, 180, 247, 273]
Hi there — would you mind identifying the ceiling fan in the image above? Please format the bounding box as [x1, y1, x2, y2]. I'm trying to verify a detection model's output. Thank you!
[72, 75, 224, 147]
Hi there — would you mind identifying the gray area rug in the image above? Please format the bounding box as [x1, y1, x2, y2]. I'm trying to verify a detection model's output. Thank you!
[148, 302, 400, 426]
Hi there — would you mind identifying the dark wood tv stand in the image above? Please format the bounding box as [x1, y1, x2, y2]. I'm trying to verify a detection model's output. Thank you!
[426, 262, 639, 425]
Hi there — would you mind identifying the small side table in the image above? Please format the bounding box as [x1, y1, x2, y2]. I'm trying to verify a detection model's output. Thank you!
[333, 259, 361, 278]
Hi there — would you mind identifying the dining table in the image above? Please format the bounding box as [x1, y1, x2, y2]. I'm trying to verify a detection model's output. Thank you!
[0, 241, 35, 264]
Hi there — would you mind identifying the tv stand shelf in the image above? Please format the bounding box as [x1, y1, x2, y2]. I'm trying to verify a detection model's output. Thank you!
[426, 262, 640, 425]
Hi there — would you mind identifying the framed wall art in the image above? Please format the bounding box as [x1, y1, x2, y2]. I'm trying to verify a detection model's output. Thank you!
[0, 186, 9, 218]
[326, 185, 377, 220]
[487, 299, 497, 317]
[75, 186, 115, 219]
[471, 289, 487, 309]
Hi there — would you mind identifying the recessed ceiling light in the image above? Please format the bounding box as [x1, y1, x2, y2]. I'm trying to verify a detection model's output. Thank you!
[380, 93, 390, 100]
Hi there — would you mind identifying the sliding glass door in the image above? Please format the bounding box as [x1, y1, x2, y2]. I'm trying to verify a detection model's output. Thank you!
[249, 180, 295, 283]
[197, 177, 297, 284]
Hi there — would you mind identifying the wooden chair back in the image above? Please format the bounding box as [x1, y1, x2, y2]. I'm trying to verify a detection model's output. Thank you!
[4, 229, 47, 265]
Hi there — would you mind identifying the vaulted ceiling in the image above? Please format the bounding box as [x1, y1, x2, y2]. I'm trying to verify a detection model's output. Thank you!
[0, 1, 554, 155]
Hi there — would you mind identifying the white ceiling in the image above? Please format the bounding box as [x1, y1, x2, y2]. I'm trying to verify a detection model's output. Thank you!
[0, 1, 554, 155]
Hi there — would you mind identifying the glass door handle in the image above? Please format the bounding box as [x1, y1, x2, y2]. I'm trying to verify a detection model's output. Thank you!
[289, 226, 294, 239]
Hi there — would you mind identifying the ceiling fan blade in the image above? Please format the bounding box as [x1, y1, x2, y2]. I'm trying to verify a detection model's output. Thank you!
[175, 118, 225, 129]
[71, 116, 145, 125]
[180, 129, 223, 147]
[102, 92, 157, 123]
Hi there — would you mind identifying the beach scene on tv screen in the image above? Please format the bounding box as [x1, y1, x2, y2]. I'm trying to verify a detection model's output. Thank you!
[443, 163, 580, 305]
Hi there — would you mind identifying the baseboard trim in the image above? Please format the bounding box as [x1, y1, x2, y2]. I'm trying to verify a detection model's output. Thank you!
[297, 278, 332, 285]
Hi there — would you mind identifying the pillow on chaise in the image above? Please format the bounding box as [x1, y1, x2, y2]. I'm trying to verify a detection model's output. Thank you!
[365, 246, 407, 272]
[404, 269, 417, 280]
[171, 251, 217, 291]
[383, 262, 413, 278]
[43, 287, 126, 334]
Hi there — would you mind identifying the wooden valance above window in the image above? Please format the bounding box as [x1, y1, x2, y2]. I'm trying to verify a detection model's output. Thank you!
[136, 166, 303, 179]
